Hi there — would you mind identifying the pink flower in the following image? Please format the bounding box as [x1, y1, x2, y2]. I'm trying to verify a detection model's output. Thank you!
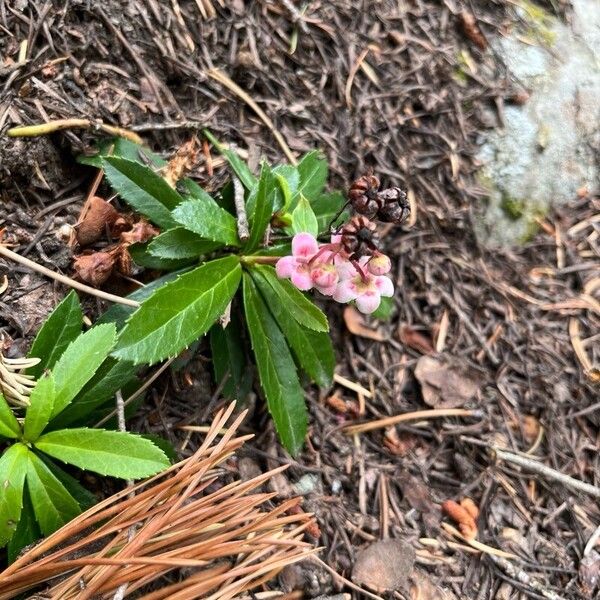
[367, 252, 391, 275]
[275, 233, 319, 291]
[333, 267, 394, 314]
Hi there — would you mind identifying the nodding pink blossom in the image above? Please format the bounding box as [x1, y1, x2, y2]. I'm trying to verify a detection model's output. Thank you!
[275, 232, 394, 314]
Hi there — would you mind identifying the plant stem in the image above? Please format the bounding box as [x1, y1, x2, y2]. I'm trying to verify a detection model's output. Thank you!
[232, 176, 250, 241]
[0, 246, 140, 307]
[240, 255, 280, 265]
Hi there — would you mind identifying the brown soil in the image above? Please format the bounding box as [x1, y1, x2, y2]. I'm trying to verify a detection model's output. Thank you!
[1, 1, 598, 598]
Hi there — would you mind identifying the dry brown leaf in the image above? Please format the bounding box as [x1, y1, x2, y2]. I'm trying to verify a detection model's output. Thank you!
[343, 306, 386, 341]
[73, 251, 116, 286]
[414, 355, 480, 408]
[352, 539, 415, 593]
[75, 196, 119, 246]
[119, 220, 160, 245]
[398, 324, 434, 354]
[460, 11, 487, 50]
[164, 137, 199, 187]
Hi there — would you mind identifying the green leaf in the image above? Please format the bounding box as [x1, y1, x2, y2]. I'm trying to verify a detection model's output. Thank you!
[250, 271, 334, 388]
[114, 256, 242, 365]
[39, 455, 96, 510]
[209, 312, 253, 401]
[246, 164, 276, 252]
[78, 138, 166, 169]
[243, 275, 307, 455]
[26, 452, 81, 536]
[252, 265, 328, 332]
[312, 191, 348, 234]
[0, 443, 28, 546]
[141, 434, 178, 463]
[23, 375, 55, 442]
[35, 429, 169, 479]
[98, 269, 189, 329]
[103, 157, 181, 228]
[273, 164, 300, 213]
[7, 485, 40, 563]
[27, 291, 82, 378]
[129, 242, 195, 271]
[148, 227, 222, 259]
[371, 296, 395, 321]
[51, 324, 117, 418]
[173, 198, 240, 246]
[0, 393, 21, 439]
[291, 194, 319, 237]
[203, 130, 257, 191]
[49, 358, 137, 428]
[294, 151, 328, 205]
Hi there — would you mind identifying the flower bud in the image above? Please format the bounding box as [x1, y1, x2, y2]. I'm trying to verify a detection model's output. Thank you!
[367, 252, 391, 275]
[311, 262, 339, 289]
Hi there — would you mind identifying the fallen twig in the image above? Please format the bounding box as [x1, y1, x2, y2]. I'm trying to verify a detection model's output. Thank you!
[233, 175, 250, 241]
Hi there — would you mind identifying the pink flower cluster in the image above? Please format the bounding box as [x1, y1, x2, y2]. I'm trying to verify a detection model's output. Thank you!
[276, 233, 394, 314]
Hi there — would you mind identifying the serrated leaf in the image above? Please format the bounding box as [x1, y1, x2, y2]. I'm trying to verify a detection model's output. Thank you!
[26, 452, 80, 536]
[173, 198, 240, 246]
[252, 265, 328, 331]
[291, 194, 319, 237]
[250, 271, 334, 388]
[294, 151, 328, 206]
[35, 429, 169, 479]
[210, 311, 253, 401]
[103, 157, 181, 228]
[78, 137, 166, 169]
[114, 256, 242, 365]
[23, 375, 55, 442]
[7, 485, 40, 563]
[51, 324, 117, 418]
[312, 191, 348, 233]
[203, 130, 257, 191]
[27, 291, 82, 378]
[148, 227, 222, 259]
[129, 242, 195, 271]
[0, 393, 21, 439]
[245, 164, 276, 252]
[49, 358, 137, 428]
[243, 275, 307, 455]
[0, 443, 28, 546]
[98, 269, 189, 329]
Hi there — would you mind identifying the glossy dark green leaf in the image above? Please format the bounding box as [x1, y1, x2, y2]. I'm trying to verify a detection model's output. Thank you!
[173, 198, 240, 246]
[245, 164, 276, 252]
[251, 265, 328, 332]
[209, 312, 253, 401]
[0, 443, 28, 546]
[35, 429, 169, 479]
[203, 130, 257, 191]
[141, 434, 179, 463]
[250, 271, 333, 388]
[98, 269, 188, 329]
[273, 164, 300, 213]
[148, 227, 222, 259]
[39, 455, 96, 510]
[294, 150, 328, 205]
[50, 324, 117, 418]
[27, 290, 82, 378]
[371, 296, 395, 321]
[291, 194, 319, 237]
[49, 358, 137, 428]
[129, 242, 195, 271]
[7, 485, 40, 563]
[103, 157, 181, 228]
[312, 191, 348, 233]
[26, 451, 80, 536]
[243, 275, 307, 455]
[0, 393, 21, 439]
[114, 256, 242, 365]
[23, 375, 55, 442]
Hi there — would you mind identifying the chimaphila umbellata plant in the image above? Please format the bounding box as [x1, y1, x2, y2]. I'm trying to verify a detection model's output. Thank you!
[0, 291, 169, 560]
[77, 133, 407, 455]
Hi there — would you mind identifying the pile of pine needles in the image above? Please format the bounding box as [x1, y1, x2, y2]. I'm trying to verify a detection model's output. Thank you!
[0, 404, 316, 599]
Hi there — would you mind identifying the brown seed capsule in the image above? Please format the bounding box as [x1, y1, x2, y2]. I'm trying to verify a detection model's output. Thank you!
[375, 187, 410, 223]
[339, 215, 379, 260]
[348, 174, 381, 218]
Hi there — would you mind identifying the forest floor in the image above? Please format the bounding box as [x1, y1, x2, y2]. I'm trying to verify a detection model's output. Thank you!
[0, 1, 598, 598]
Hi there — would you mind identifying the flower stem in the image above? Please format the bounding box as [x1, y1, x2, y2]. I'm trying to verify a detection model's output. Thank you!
[240, 255, 280, 265]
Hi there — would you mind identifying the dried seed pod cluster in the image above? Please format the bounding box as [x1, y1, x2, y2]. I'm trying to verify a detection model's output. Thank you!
[339, 215, 380, 261]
